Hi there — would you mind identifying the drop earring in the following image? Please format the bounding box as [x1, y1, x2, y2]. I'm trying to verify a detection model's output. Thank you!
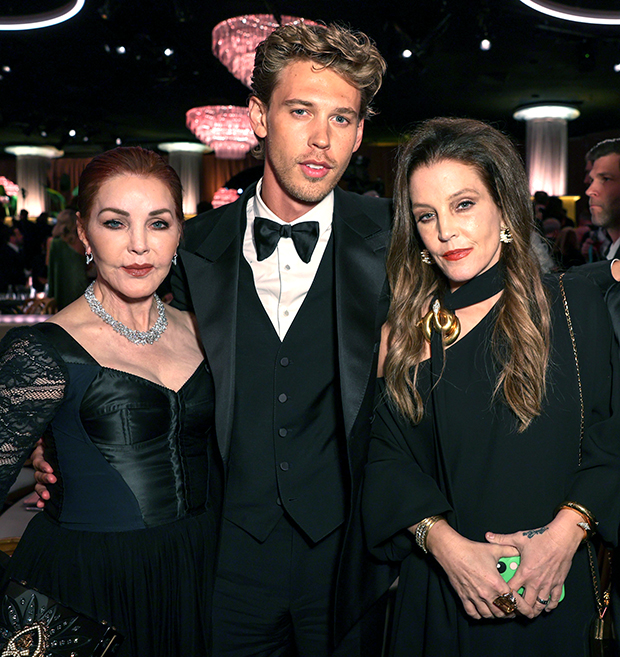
[85, 251, 93, 265]
[500, 227, 513, 244]
[172, 253, 178, 266]
[421, 249, 433, 265]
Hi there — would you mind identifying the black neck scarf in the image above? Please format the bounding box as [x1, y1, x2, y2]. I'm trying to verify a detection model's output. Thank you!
[441, 261, 505, 312]
[428, 261, 505, 507]
[430, 261, 505, 370]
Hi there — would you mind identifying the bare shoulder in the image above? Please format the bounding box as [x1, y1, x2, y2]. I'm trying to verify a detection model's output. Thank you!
[166, 304, 198, 337]
[46, 296, 94, 333]
[165, 304, 203, 357]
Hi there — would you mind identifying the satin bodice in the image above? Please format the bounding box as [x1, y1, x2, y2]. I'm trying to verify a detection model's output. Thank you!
[34, 323, 215, 531]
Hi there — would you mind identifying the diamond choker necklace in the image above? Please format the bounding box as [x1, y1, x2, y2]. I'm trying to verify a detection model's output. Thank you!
[84, 282, 168, 345]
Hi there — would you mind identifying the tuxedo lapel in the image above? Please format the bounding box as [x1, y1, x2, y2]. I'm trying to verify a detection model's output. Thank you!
[179, 189, 252, 462]
[333, 189, 391, 442]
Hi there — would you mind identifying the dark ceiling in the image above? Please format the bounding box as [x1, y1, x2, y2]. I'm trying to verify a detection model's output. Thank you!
[1, 0, 620, 155]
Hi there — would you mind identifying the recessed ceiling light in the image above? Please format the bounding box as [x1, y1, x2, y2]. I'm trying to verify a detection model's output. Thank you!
[164, 48, 174, 57]
[519, 0, 620, 25]
[402, 49, 413, 59]
[480, 39, 491, 51]
[69, 129, 76, 137]
[116, 46, 126, 55]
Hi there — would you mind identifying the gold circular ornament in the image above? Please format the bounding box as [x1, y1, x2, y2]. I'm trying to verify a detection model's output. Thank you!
[420, 299, 461, 346]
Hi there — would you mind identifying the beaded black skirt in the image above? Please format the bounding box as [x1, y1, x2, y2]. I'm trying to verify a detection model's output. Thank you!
[0, 324, 220, 656]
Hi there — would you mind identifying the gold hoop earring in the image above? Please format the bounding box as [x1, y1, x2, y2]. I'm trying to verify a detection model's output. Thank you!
[421, 249, 433, 265]
[500, 227, 513, 244]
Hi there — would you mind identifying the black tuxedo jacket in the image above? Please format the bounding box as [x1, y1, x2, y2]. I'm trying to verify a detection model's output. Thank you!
[171, 182, 396, 642]
[573, 260, 620, 344]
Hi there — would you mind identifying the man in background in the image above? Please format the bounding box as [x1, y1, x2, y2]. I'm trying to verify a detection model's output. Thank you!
[586, 138, 620, 260]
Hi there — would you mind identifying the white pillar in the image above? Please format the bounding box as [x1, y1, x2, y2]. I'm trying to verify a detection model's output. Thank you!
[158, 142, 210, 216]
[4, 145, 63, 215]
[513, 105, 579, 196]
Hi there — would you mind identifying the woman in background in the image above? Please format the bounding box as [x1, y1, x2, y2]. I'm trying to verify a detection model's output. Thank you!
[47, 208, 90, 309]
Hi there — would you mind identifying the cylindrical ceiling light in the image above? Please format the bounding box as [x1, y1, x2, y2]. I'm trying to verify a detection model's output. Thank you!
[159, 143, 211, 216]
[5, 146, 64, 215]
[513, 104, 580, 196]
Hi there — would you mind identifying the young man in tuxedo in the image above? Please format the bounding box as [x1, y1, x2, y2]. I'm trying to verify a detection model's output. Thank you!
[172, 22, 393, 656]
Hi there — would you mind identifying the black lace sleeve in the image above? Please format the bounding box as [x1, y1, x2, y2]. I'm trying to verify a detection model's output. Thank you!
[0, 327, 67, 503]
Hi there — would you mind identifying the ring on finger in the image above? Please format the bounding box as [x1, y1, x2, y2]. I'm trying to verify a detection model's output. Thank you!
[536, 596, 550, 606]
[493, 591, 517, 614]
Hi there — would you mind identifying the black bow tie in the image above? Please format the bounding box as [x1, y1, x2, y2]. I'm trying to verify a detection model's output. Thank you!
[253, 216, 320, 264]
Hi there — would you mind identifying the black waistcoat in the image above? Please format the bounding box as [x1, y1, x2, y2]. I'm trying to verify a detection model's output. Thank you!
[224, 239, 346, 544]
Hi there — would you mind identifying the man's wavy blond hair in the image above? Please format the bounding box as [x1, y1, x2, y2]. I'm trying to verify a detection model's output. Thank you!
[250, 22, 386, 159]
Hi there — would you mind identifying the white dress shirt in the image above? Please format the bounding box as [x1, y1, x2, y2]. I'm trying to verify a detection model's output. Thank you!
[243, 179, 334, 340]
[607, 236, 620, 260]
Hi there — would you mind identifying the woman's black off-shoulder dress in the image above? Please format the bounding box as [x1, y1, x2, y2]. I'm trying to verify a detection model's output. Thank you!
[0, 322, 219, 656]
[363, 274, 620, 657]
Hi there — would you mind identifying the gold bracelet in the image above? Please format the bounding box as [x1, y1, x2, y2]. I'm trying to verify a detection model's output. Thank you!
[415, 515, 444, 554]
[555, 501, 597, 541]
[555, 501, 596, 525]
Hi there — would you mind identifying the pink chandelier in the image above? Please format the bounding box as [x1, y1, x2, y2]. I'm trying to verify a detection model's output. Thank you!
[0, 176, 18, 196]
[212, 14, 317, 89]
[212, 187, 241, 209]
[186, 105, 258, 160]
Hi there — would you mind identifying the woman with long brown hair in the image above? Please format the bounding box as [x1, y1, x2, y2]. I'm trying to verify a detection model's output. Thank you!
[363, 118, 620, 655]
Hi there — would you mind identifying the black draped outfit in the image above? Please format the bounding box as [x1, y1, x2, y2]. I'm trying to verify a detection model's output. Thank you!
[363, 273, 620, 657]
[0, 323, 218, 656]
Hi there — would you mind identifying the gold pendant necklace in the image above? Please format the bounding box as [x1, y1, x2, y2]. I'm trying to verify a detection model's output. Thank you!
[420, 299, 461, 346]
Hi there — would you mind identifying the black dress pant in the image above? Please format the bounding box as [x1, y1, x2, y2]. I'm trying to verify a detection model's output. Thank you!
[212, 515, 366, 656]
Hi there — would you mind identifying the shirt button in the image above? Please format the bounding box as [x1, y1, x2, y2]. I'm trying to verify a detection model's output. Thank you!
[276, 497, 282, 506]
[279, 428, 288, 437]
[284, 264, 291, 270]
[280, 357, 289, 367]
[278, 393, 288, 403]
[283, 309, 289, 317]
[279, 462, 289, 471]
